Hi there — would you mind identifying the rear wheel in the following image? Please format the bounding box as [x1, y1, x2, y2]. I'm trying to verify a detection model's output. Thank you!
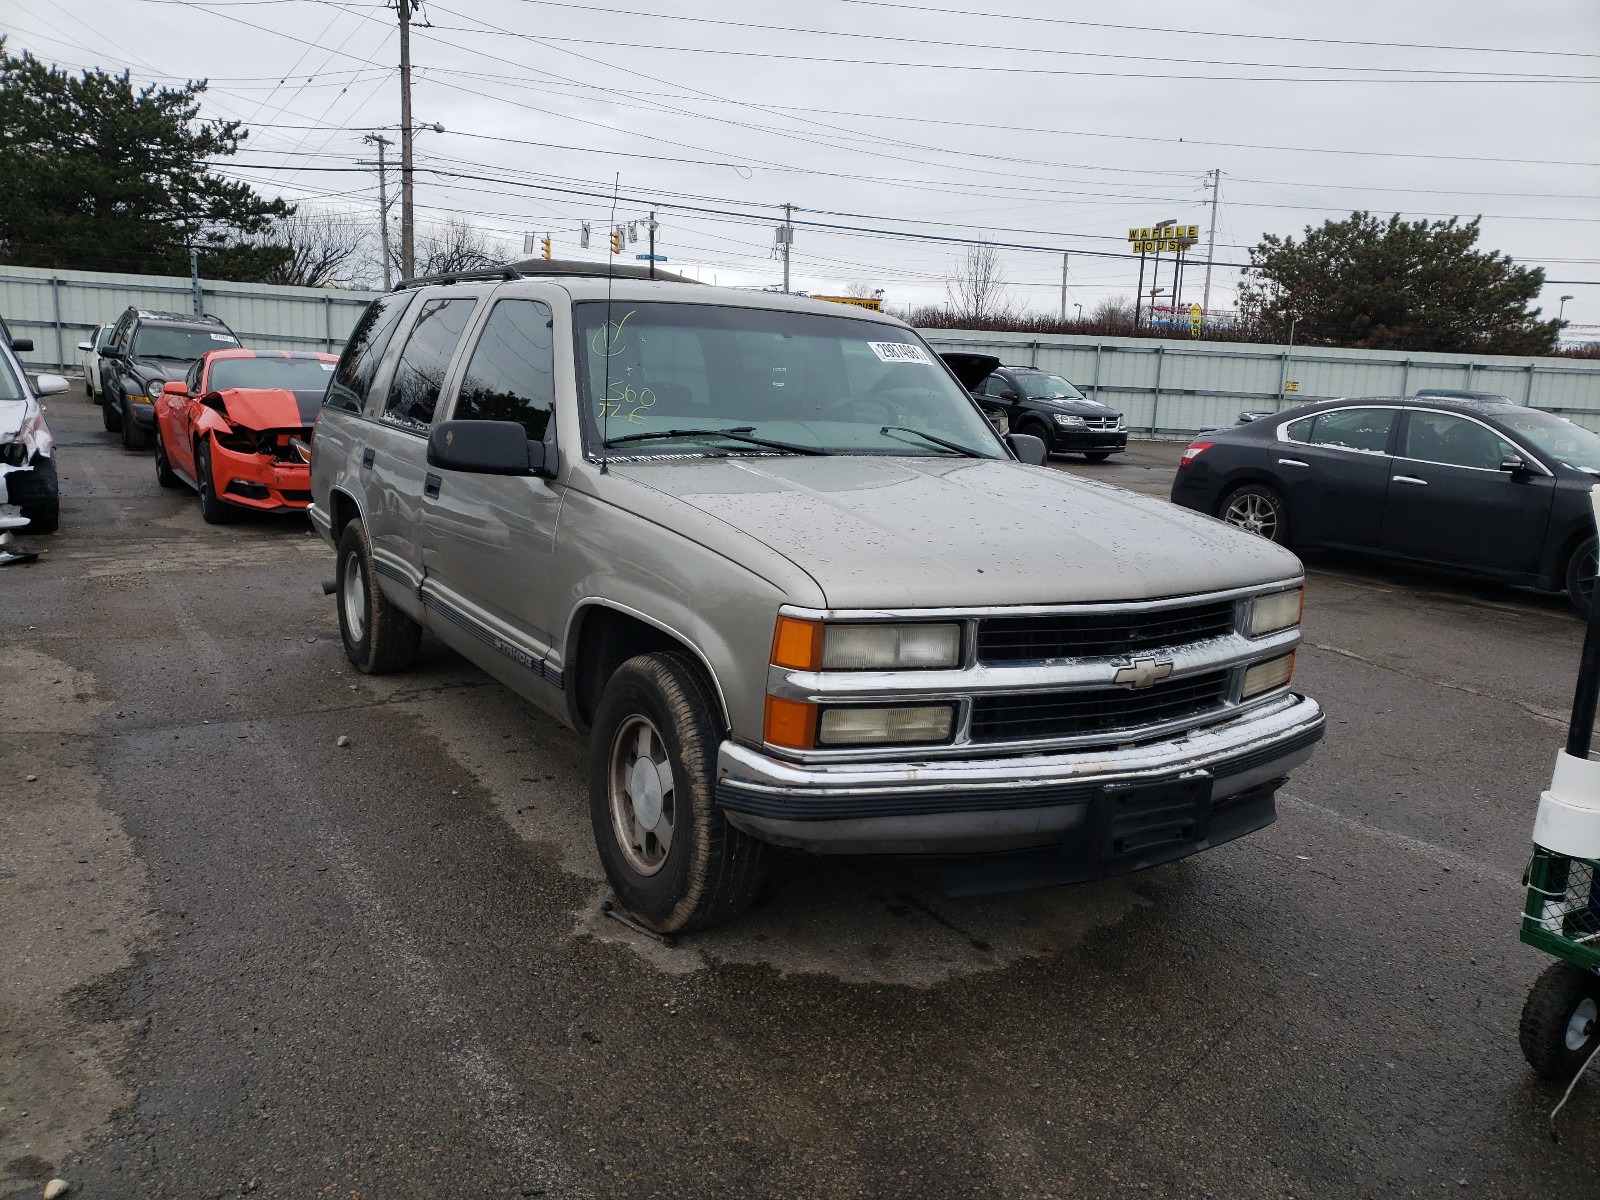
[1520, 961, 1600, 1083]
[1566, 536, 1597, 618]
[153, 420, 180, 488]
[196, 438, 234, 524]
[1219, 483, 1291, 545]
[335, 519, 421, 674]
[588, 652, 768, 933]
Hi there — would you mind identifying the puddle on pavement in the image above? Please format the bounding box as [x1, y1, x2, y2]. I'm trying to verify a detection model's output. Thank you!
[390, 674, 1150, 987]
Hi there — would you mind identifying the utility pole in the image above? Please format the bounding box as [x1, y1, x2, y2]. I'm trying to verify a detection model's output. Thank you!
[189, 247, 202, 316]
[362, 133, 395, 289]
[1202, 169, 1221, 316]
[398, 0, 415, 280]
[648, 210, 656, 280]
[780, 203, 793, 292]
[1059, 253, 1068, 322]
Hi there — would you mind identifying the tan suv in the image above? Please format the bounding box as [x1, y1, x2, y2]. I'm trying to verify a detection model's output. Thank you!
[309, 269, 1323, 933]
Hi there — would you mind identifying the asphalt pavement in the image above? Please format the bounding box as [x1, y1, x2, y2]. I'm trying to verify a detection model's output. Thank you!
[4, 399, 1600, 1199]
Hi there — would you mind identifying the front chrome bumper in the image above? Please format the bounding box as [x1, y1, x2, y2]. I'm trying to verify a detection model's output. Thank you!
[716, 693, 1323, 856]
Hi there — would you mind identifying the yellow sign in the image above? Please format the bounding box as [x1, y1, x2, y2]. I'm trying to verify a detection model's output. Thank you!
[1127, 224, 1200, 254]
[1284, 381, 1300, 393]
[1189, 303, 1202, 338]
[812, 294, 884, 311]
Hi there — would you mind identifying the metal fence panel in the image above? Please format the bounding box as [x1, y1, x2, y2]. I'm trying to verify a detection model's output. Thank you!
[920, 328, 1600, 436]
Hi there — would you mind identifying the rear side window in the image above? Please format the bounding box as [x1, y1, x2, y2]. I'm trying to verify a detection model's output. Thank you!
[1308, 408, 1395, 454]
[1283, 416, 1315, 442]
[453, 300, 556, 441]
[326, 293, 414, 414]
[382, 297, 478, 432]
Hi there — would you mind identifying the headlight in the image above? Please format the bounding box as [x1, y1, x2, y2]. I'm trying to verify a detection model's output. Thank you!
[1052, 413, 1086, 427]
[771, 617, 961, 671]
[1246, 587, 1304, 637]
[817, 705, 954, 746]
[1241, 653, 1295, 699]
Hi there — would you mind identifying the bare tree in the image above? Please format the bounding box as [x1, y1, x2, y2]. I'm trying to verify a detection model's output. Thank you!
[944, 242, 1010, 324]
[1091, 296, 1136, 326]
[844, 280, 882, 299]
[257, 208, 369, 288]
[401, 217, 507, 278]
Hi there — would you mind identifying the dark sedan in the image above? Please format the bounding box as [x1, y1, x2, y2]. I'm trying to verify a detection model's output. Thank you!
[1171, 395, 1600, 613]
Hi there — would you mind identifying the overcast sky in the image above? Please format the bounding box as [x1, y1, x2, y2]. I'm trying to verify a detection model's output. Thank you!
[6, 0, 1598, 330]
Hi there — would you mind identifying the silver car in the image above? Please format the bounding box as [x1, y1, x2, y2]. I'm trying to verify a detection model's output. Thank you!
[309, 272, 1324, 932]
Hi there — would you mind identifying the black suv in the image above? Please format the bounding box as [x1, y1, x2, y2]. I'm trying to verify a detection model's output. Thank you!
[973, 363, 1126, 460]
[99, 309, 239, 449]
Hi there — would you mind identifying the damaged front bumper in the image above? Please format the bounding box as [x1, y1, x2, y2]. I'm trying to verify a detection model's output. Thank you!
[715, 693, 1324, 865]
[209, 440, 312, 511]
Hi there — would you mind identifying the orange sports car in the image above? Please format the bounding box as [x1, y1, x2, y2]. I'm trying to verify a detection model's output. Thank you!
[152, 349, 336, 522]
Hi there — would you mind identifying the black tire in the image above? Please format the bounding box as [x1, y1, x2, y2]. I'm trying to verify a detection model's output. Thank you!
[153, 420, 181, 488]
[1021, 420, 1053, 456]
[588, 652, 768, 934]
[1218, 482, 1292, 545]
[16, 457, 59, 534]
[102, 391, 122, 432]
[1083, 451, 1113, 462]
[84, 375, 93, 399]
[1566, 536, 1596, 618]
[335, 519, 421, 674]
[120, 399, 149, 450]
[196, 438, 234, 524]
[1519, 961, 1600, 1083]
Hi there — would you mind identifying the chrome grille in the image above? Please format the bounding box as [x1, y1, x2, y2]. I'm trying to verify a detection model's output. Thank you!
[1084, 416, 1121, 430]
[976, 600, 1237, 664]
[969, 670, 1232, 743]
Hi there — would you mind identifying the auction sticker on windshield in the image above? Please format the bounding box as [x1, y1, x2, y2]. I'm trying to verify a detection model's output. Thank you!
[868, 341, 931, 365]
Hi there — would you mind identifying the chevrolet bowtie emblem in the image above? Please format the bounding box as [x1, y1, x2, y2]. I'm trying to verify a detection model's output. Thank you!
[1113, 657, 1174, 689]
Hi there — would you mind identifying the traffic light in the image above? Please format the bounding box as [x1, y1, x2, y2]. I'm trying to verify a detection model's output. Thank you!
[541, 234, 551, 260]
[610, 226, 623, 254]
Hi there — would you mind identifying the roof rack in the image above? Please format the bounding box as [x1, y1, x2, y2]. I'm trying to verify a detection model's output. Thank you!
[392, 266, 524, 292]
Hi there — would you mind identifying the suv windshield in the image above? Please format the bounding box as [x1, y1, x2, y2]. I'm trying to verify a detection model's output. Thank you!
[135, 326, 239, 360]
[1014, 372, 1085, 401]
[209, 357, 335, 392]
[1499, 409, 1600, 473]
[574, 301, 1002, 458]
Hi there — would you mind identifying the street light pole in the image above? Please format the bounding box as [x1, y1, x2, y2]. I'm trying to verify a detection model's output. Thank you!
[398, 0, 415, 280]
[1560, 294, 1575, 324]
[362, 133, 394, 289]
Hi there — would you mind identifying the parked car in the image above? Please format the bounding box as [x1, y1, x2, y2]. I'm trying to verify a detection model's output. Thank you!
[76, 324, 116, 400]
[0, 321, 69, 534]
[1171, 395, 1600, 613]
[153, 348, 335, 523]
[99, 308, 240, 450]
[972, 363, 1127, 460]
[309, 271, 1323, 933]
[936, 351, 1009, 434]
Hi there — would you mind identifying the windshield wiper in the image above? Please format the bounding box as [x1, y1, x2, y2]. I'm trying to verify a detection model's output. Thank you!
[879, 425, 986, 459]
[603, 426, 828, 456]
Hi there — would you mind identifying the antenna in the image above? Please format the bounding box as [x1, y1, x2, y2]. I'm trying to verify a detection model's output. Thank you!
[600, 173, 620, 475]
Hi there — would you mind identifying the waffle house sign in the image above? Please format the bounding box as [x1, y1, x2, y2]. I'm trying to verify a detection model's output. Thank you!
[1128, 224, 1200, 254]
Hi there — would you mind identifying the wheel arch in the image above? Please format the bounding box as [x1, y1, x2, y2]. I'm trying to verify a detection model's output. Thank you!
[1212, 469, 1290, 518]
[564, 601, 730, 735]
[328, 487, 363, 539]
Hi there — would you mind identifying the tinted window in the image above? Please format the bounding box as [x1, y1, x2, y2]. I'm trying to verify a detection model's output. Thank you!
[1402, 412, 1515, 470]
[1309, 408, 1394, 454]
[326, 293, 415, 414]
[454, 299, 556, 441]
[383, 297, 477, 432]
[1284, 416, 1315, 443]
[980, 374, 1013, 398]
[134, 326, 239, 360]
[209, 357, 337, 392]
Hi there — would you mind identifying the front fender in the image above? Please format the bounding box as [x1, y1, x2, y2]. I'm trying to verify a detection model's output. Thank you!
[192, 407, 232, 438]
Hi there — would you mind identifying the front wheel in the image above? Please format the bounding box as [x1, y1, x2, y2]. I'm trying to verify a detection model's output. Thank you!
[120, 399, 149, 450]
[196, 438, 234, 524]
[1520, 961, 1600, 1083]
[588, 653, 768, 934]
[1566, 536, 1596, 618]
[1219, 483, 1291, 545]
[153, 421, 180, 488]
[335, 519, 421, 674]
[102, 393, 122, 432]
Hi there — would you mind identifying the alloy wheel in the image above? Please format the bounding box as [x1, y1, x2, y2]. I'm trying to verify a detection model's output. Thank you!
[1225, 492, 1279, 540]
[607, 714, 676, 876]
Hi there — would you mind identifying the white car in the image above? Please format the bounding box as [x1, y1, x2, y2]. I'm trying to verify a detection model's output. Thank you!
[0, 322, 67, 539]
[77, 324, 114, 400]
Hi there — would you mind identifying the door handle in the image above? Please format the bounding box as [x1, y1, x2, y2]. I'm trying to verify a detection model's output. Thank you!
[1392, 475, 1428, 485]
[424, 472, 441, 499]
[361, 446, 374, 469]
[1277, 458, 1309, 468]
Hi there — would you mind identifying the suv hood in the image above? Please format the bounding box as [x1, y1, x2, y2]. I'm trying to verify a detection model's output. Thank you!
[611, 456, 1300, 608]
[1035, 396, 1120, 418]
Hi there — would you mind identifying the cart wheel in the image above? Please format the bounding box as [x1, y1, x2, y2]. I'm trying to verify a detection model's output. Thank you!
[1519, 961, 1600, 1082]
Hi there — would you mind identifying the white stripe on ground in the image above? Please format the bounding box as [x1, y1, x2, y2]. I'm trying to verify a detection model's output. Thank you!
[1279, 792, 1521, 887]
[1307, 641, 1568, 729]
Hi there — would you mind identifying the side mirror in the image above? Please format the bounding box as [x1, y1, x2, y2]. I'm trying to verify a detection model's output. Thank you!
[11, 337, 33, 353]
[427, 419, 556, 479]
[1500, 454, 1531, 477]
[162, 381, 187, 396]
[1005, 432, 1049, 466]
[33, 373, 71, 397]
[77, 341, 94, 352]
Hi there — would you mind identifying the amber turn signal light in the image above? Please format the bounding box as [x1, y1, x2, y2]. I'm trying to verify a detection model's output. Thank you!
[771, 616, 822, 671]
[764, 696, 818, 750]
